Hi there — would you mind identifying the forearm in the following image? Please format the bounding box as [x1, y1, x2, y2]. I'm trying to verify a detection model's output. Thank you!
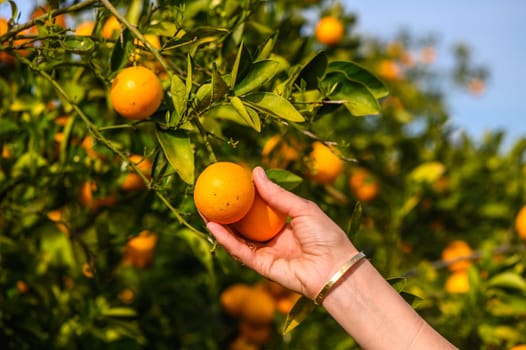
[322, 259, 457, 350]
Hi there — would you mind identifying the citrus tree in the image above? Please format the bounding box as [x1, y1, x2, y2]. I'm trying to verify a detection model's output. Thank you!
[1, 0, 525, 349]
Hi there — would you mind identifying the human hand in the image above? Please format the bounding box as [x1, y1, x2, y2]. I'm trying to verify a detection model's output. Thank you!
[206, 166, 358, 300]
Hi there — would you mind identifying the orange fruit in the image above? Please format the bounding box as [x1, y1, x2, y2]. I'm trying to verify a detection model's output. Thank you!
[441, 240, 473, 272]
[78, 180, 117, 211]
[193, 162, 255, 224]
[120, 154, 153, 191]
[261, 134, 300, 169]
[110, 66, 163, 120]
[377, 59, 401, 81]
[349, 167, 379, 202]
[468, 78, 485, 96]
[118, 288, 135, 304]
[130, 34, 161, 62]
[307, 141, 344, 185]
[47, 209, 69, 235]
[276, 292, 301, 315]
[101, 16, 121, 39]
[232, 191, 286, 242]
[82, 262, 95, 278]
[240, 288, 276, 325]
[122, 230, 158, 268]
[445, 271, 469, 294]
[220, 283, 252, 317]
[74, 20, 95, 36]
[421, 46, 437, 64]
[29, 5, 67, 33]
[16, 280, 28, 294]
[0, 17, 31, 64]
[228, 336, 259, 350]
[315, 16, 344, 46]
[510, 345, 526, 350]
[515, 206, 526, 240]
[239, 321, 272, 345]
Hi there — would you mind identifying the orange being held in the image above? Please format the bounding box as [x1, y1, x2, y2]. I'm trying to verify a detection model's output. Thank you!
[120, 154, 153, 191]
[441, 240, 473, 272]
[515, 205, 526, 240]
[315, 16, 344, 46]
[110, 66, 163, 120]
[307, 141, 344, 185]
[349, 167, 379, 202]
[194, 162, 255, 224]
[232, 191, 287, 242]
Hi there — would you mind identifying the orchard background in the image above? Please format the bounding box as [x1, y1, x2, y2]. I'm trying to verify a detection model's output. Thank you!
[1, 0, 525, 349]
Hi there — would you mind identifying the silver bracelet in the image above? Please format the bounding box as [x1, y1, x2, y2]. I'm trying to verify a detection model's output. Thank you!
[314, 251, 367, 305]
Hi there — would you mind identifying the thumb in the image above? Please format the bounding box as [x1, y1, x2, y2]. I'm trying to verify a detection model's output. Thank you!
[252, 166, 312, 218]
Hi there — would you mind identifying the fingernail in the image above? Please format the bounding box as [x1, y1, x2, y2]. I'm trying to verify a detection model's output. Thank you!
[255, 166, 267, 180]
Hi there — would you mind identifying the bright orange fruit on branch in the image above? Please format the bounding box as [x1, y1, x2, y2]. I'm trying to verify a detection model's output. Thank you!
[110, 66, 163, 120]
[194, 162, 255, 224]
[441, 240, 473, 272]
[307, 141, 344, 185]
[315, 16, 344, 46]
[233, 191, 287, 242]
[515, 206, 526, 240]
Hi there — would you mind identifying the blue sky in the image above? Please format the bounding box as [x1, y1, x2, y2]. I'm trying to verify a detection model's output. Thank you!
[343, 0, 526, 149]
[2, 1, 525, 149]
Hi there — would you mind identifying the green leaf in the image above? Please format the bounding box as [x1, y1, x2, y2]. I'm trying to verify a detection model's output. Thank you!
[63, 36, 95, 55]
[230, 41, 245, 89]
[255, 33, 278, 61]
[234, 60, 279, 96]
[323, 72, 380, 116]
[281, 295, 316, 334]
[265, 168, 303, 190]
[178, 228, 215, 277]
[110, 29, 135, 72]
[101, 307, 137, 318]
[408, 161, 446, 184]
[294, 51, 328, 90]
[328, 61, 389, 99]
[170, 74, 187, 119]
[347, 201, 362, 237]
[156, 128, 195, 184]
[203, 102, 261, 132]
[487, 272, 526, 293]
[0, 118, 18, 136]
[229, 96, 261, 132]
[211, 70, 229, 101]
[242, 92, 304, 122]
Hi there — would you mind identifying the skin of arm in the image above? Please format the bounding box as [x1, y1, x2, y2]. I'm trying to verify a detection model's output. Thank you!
[206, 166, 457, 350]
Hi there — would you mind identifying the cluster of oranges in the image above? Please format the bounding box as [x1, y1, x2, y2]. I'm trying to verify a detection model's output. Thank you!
[441, 240, 473, 294]
[262, 135, 380, 202]
[220, 280, 301, 349]
[194, 162, 287, 242]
